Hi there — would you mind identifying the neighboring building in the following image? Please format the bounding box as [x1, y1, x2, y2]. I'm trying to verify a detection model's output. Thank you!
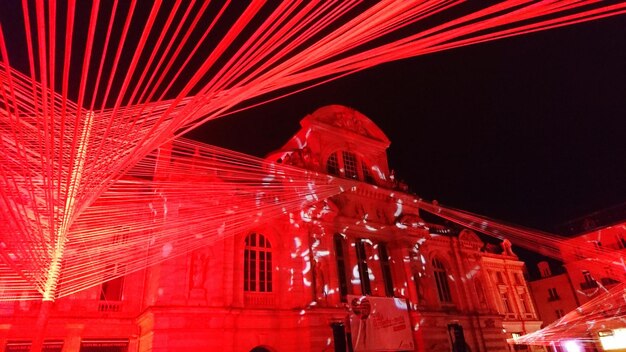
[479, 242, 543, 350]
[527, 262, 580, 326]
[528, 220, 626, 351]
[0, 105, 543, 352]
[560, 222, 626, 306]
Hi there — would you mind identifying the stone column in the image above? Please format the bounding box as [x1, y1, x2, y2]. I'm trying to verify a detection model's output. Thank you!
[0, 323, 12, 351]
[61, 323, 84, 352]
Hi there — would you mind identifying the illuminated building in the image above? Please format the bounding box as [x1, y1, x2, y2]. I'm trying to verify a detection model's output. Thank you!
[560, 221, 626, 305]
[527, 263, 580, 327]
[0, 105, 544, 351]
[527, 217, 626, 352]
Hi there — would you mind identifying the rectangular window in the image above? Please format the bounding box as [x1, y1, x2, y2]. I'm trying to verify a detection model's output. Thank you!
[333, 234, 349, 301]
[355, 239, 371, 295]
[327, 153, 339, 176]
[250, 250, 257, 291]
[378, 243, 394, 297]
[361, 162, 375, 184]
[342, 151, 358, 179]
[244, 249, 257, 291]
[555, 309, 565, 318]
[501, 292, 512, 313]
[548, 288, 559, 301]
[433, 259, 452, 303]
[5, 341, 63, 352]
[520, 294, 530, 313]
[581, 270, 598, 290]
[99, 264, 125, 312]
[100, 277, 124, 302]
[331, 322, 348, 352]
[496, 271, 505, 284]
[266, 252, 272, 292]
[243, 233, 273, 294]
[80, 339, 129, 352]
[98, 230, 128, 309]
[259, 251, 266, 292]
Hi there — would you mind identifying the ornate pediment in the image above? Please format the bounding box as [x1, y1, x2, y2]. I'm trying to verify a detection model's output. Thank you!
[459, 229, 484, 250]
[307, 105, 390, 144]
[396, 213, 428, 230]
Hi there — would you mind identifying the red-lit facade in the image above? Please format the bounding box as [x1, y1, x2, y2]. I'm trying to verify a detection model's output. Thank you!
[0, 106, 543, 351]
[527, 264, 580, 328]
[528, 221, 626, 351]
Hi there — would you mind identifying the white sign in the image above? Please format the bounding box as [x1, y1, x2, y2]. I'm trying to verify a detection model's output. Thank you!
[348, 295, 415, 351]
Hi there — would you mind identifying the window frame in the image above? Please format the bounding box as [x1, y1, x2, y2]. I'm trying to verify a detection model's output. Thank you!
[432, 258, 453, 304]
[244, 233, 273, 293]
[548, 287, 560, 301]
[355, 239, 372, 295]
[333, 234, 349, 301]
[99, 228, 129, 303]
[519, 293, 530, 313]
[378, 243, 394, 297]
[555, 308, 565, 318]
[501, 292, 513, 313]
[325, 150, 376, 184]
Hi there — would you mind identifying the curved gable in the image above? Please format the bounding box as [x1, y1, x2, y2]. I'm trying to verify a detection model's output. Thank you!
[459, 229, 483, 244]
[306, 105, 390, 144]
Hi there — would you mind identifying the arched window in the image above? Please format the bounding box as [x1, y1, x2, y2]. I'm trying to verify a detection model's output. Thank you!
[250, 347, 272, 352]
[433, 258, 452, 303]
[244, 233, 272, 292]
[326, 152, 340, 176]
[325, 151, 376, 184]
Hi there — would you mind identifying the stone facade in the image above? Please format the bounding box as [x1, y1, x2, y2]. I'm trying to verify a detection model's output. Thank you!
[529, 221, 626, 325]
[528, 264, 580, 328]
[0, 105, 542, 352]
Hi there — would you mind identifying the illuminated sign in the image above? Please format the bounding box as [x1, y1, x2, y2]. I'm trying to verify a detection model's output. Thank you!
[599, 328, 626, 351]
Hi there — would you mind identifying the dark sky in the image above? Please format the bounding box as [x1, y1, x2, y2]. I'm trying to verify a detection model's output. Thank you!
[188, 15, 626, 235]
[2, 3, 624, 270]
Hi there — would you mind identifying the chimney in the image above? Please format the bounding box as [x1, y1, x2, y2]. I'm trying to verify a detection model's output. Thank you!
[537, 261, 552, 278]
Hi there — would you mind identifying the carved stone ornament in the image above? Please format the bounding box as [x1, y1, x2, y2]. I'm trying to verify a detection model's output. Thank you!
[308, 105, 390, 143]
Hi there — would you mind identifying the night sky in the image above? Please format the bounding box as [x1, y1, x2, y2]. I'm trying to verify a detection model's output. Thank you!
[187, 15, 626, 238]
[2, 3, 625, 272]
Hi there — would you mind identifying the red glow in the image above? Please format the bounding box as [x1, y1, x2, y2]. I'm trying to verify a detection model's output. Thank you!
[1, 2, 625, 350]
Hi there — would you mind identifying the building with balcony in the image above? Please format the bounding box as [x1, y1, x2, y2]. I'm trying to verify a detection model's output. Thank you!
[527, 262, 580, 327]
[528, 219, 626, 351]
[0, 105, 543, 352]
[560, 223, 626, 305]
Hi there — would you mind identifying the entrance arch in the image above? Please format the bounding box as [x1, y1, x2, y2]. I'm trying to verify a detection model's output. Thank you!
[250, 347, 272, 352]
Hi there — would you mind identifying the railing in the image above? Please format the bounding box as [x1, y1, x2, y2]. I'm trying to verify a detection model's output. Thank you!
[580, 281, 598, 290]
[600, 277, 620, 286]
[547, 295, 560, 302]
[244, 292, 276, 307]
[98, 301, 122, 312]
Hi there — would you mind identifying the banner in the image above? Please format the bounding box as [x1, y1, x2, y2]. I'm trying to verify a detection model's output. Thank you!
[348, 295, 415, 351]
